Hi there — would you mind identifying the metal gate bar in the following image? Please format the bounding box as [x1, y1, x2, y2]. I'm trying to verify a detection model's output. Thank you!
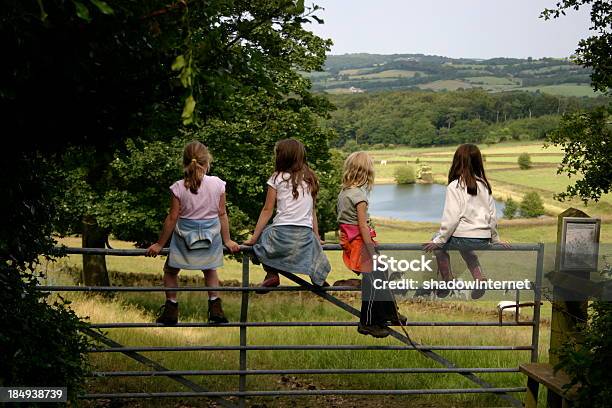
[81, 387, 527, 399]
[91, 367, 520, 377]
[89, 345, 532, 352]
[86, 321, 532, 328]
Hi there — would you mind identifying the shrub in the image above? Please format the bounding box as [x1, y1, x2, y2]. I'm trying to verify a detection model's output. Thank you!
[394, 165, 416, 184]
[519, 191, 545, 217]
[518, 152, 532, 169]
[503, 197, 519, 219]
[415, 157, 420, 164]
[556, 300, 612, 408]
[342, 139, 360, 153]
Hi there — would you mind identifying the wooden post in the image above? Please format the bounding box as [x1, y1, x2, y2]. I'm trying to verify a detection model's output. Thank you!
[548, 208, 596, 407]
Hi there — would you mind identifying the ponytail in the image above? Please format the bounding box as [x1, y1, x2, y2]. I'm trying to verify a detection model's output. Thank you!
[183, 141, 211, 194]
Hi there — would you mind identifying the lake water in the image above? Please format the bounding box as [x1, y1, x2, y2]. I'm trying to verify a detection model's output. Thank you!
[369, 183, 506, 222]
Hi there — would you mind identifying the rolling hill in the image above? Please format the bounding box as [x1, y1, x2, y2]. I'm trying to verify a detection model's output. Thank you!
[306, 53, 599, 97]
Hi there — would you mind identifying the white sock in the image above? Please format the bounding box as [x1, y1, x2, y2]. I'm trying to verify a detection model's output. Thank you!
[168, 299, 178, 304]
[209, 296, 219, 301]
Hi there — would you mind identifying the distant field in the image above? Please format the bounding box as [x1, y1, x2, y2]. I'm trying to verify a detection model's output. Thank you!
[516, 84, 599, 97]
[465, 76, 518, 86]
[350, 69, 423, 79]
[338, 67, 376, 76]
[417, 80, 474, 91]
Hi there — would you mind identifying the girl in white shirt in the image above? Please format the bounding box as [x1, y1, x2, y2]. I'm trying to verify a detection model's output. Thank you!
[423, 144, 509, 299]
[244, 139, 331, 291]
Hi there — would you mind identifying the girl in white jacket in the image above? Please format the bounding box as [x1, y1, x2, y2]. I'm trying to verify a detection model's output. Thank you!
[423, 144, 509, 299]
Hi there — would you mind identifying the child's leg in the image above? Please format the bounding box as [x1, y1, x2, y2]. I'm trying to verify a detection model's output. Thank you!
[203, 269, 220, 299]
[434, 249, 453, 281]
[358, 271, 391, 338]
[163, 261, 180, 301]
[459, 250, 484, 280]
[459, 250, 486, 299]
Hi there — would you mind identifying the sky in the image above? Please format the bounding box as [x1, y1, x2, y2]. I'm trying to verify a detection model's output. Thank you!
[306, 0, 592, 59]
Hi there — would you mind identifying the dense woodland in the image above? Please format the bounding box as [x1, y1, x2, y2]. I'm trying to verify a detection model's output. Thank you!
[325, 90, 610, 147]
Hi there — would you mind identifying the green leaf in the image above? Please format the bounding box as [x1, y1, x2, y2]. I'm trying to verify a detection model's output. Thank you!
[89, 0, 114, 15]
[181, 95, 196, 125]
[179, 66, 193, 88]
[171, 55, 186, 71]
[72, 1, 91, 21]
[37, 0, 48, 22]
[311, 15, 324, 24]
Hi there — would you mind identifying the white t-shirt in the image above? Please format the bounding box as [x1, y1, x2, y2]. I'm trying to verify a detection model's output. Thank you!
[267, 172, 313, 228]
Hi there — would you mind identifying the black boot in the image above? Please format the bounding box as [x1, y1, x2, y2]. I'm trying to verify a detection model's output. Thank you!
[156, 300, 178, 325]
[208, 298, 229, 324]
[357, 323, 390, 338]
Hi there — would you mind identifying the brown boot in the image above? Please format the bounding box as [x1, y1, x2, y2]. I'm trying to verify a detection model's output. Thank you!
[208, 298, 229, 324]
[156, 300, 178, 325]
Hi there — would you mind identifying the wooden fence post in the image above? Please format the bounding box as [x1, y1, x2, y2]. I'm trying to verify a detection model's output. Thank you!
[548, 208, 600, 407]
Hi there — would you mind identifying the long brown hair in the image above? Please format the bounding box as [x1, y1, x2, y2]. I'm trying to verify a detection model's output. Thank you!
[274, 138, 319, 199]
[447, 144, 492, 196]
[183, 141, 212, 194]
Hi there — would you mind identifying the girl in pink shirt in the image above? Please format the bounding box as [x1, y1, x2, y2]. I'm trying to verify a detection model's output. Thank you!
[146, 141, 240, 325]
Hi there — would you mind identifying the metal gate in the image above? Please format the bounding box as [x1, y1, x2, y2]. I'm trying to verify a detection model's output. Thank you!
[39, 243, 544, 407]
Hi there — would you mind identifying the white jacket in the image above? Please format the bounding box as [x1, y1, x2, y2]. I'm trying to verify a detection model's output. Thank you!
[433, 179, 500, 244]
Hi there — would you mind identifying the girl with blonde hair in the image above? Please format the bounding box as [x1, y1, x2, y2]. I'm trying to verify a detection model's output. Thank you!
[337, 151, 406, 338]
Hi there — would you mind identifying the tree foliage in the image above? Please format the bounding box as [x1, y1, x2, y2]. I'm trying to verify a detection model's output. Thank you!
[542, 0, 612, 203]
[394, 165, 416, 184]
[325, 90, 603, 147]
[40, 0, 336, 246]
[1, 0, 333, 397]
[517, 153, 532, 170]
[503, 197, 519, 219]
[547, 104, 612, 202]
[555, 300, 612, 408]
[0, 157, 91, 401]
[542, 0, 612, 95]
[519, 192, 545, 218]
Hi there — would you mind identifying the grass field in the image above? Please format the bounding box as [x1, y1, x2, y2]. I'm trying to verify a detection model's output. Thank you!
[350, 69, 423, 79]
[516, 84, 600, 97]
[63, 287, 550, 408]
[417, 80, 474, 91]
[465, 76, 518, 86]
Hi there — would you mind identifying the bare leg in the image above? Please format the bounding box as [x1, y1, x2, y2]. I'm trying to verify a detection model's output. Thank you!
[203, 269, 220, 299]
[163, 261, 180, 301]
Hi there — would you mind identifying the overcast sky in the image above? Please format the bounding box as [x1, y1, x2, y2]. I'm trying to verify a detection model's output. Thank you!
[305, 0, 592, 59]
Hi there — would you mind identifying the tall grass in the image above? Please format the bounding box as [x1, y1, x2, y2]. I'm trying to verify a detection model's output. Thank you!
[62, 274, 550, 407]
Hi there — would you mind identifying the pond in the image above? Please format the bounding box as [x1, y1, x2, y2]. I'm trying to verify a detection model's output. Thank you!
[369, 183, 506, 223]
